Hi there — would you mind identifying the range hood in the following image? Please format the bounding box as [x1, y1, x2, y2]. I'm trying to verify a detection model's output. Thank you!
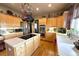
[22, 15, 34, 22]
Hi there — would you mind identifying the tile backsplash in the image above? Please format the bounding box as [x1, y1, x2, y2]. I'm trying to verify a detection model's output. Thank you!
[0, 28, 23, 35]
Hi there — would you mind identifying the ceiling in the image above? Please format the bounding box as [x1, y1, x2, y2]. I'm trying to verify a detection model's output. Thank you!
[0, 3, 73, 17]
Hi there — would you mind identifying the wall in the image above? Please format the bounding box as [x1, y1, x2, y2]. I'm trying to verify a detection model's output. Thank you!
[0, 5, 21, 16]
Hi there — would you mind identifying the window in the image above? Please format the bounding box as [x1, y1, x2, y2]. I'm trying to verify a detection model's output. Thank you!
[70, 19, 75, 29]
[70, 18, 79, 36]
[75, 18, 79, 31]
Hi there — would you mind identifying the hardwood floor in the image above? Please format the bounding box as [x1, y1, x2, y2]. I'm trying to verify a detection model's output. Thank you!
[0, 49, 6, 56]
[0, 33, 58, 56]
[32, 40, 58, 56]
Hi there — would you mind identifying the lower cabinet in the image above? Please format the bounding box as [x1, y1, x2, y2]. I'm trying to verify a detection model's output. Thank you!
[15, 44, 25, 56]
[45, 33, 56, 42]
[25, 34, 40, 56]
[25, 38, 34, 56]
[5, 42, 25, 56]
[33, 35, 40, 51]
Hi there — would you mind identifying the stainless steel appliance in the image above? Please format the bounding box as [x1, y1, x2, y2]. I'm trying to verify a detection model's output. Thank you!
[40, 25, 46, 36]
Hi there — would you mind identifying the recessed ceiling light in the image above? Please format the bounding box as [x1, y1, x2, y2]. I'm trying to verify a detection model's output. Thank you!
[36, 8, 39, 11]
[48, 4, 52, 7]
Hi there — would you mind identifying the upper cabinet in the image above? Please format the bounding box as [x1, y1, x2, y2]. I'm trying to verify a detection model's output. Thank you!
[56, 16, 64, 28]
[46, 16, 64, 28]
[47, 18, 57, 27]
[0, 13, 22, 28]
[39, 18, 47, 25]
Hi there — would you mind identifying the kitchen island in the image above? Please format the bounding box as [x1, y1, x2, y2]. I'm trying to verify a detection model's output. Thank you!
[4, 33, 40, 56]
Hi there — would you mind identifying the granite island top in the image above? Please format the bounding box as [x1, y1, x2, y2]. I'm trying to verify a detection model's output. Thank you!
[4, 37, 25, 47]
[4, 33, 40, 48]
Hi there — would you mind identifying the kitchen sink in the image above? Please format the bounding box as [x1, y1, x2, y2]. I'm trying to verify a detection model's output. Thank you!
[19, 34, 36, 40]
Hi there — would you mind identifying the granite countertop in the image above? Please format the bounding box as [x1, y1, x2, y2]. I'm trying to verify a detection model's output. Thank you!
[56, 33, 79, 56]
[4, 37, 25, 47]
[4, 33, 39, 47]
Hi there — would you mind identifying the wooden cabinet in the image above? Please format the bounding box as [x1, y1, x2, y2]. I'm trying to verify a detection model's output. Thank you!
[56, 16, 64, 28]
[39, 18, 47, 25]
[46, 16, 64, 28]
[47, 18, 57, 27]
[0, 13, 7, 26]
[25, 38, 34, 56]
[8, 16, 14, 28]
[45, 33, 56, 42]
[13, 17, 21, 27]
[0, 13, 22, 28]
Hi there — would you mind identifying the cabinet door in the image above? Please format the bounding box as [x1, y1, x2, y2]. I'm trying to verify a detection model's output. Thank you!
[8, 16, 14, 28]
[15, 43, 25, 56]
[46, 33, 56, 42]
[56, 16, 64, 28]
[39, 18, 47, 25]
[13, 17, 20, 27]
[52, 18, 56, 27]
[47, 18, 51, 27]
[0, 13, 21, 28]
[0, 14, 6, 26]
[25, 38, 34, 56]
[0, 14, 3, 26]
[34, 36, 38, 51]
[56, 16, 60, 27]
[47, 18, 57, 27]
[51, 18, 57, 27]
[59, 16, 64, 27]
